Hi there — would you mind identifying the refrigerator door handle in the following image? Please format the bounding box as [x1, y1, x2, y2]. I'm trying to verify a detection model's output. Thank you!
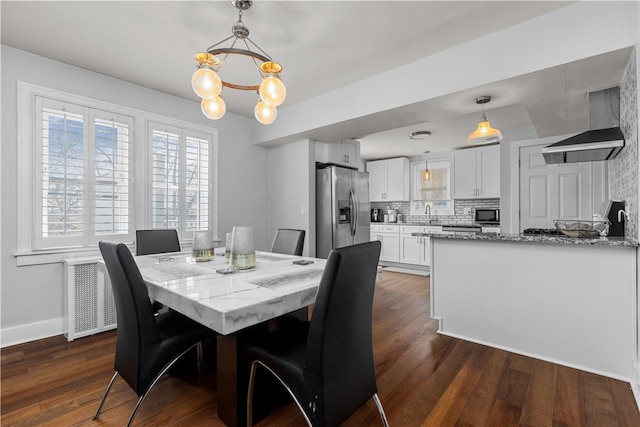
[349, 188, 357, 237]
[352, 188, 359, 236]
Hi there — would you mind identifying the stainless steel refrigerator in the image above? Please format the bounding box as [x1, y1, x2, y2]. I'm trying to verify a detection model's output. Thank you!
[316, 165, 370, 258]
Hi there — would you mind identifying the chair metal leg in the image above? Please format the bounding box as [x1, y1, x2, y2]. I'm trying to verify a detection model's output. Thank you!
[247, 360, 312, 427]
[93, 371, 119, 420]
[196, 342, 204, 374]
[126, 343, 201, 427]
[372, 393, 389, 427]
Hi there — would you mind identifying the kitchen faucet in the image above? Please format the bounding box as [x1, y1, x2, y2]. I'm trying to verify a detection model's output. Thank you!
[425, 204, 431, 218]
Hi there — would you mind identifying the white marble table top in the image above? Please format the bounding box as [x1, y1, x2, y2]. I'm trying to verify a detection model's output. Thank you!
[132, 249, 327, 335]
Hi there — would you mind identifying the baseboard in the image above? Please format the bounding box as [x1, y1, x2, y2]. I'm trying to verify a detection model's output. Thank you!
[437, 329, 632, 383]
[632, 361, 640, 413]
[1, 317, 65, 348]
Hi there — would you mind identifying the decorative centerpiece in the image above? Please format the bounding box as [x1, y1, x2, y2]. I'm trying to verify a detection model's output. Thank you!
[230, 226, 256, 269]
[192, 230, 215, 261]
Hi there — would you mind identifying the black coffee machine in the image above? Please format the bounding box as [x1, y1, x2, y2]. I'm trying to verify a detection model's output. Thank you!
[605, 200, 626, 237]
[371, 208, 382, 222]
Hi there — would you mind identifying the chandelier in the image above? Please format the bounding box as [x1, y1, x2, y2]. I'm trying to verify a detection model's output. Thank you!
[191, 0, 286, 125]
[467, 96, 503, 144]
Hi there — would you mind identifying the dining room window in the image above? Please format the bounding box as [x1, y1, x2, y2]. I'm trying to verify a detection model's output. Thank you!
[17, 82, 218, 260]
[33, 96, 133, 249]
[149, 122, 212, 239]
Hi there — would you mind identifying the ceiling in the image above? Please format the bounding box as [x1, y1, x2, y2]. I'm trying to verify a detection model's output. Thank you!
[1, 1, 632, 160]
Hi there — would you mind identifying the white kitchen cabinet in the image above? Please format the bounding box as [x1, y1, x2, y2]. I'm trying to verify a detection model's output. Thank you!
[399, 226, 421, 264]
[452, 145, 500, 199]
[371, 224, 400, 263]
[328, 139, 359, 167]
[367, 157, 410, 202]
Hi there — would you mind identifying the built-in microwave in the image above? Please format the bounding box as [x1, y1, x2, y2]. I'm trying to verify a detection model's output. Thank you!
[474, 208, 500, 224]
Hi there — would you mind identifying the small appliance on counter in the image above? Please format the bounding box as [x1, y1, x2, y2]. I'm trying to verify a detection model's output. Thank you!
[474, 208, 500, 224]
[602, 199, 626, 237]
[371, 208, 382, 222]
[384, 209, 397, 223]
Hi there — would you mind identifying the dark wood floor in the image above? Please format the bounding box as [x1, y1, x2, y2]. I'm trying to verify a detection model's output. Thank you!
[2, 271, 640, 426]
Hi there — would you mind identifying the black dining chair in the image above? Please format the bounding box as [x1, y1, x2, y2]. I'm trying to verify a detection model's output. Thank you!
[245, 240, 389, 427]
[270, 228, 305, 256]
[94, 241, 214, 426]
[135, 229, 181, 256]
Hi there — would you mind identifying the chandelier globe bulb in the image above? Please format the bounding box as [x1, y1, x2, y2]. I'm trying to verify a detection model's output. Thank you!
[192, 67, 222, 99]
[255, 100, 277, 124]
[201, 96, 226, 120]
[259, 75, 286, 107]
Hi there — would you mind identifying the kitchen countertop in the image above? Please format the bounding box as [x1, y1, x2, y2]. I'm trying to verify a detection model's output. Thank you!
[412, 231, 638, 247]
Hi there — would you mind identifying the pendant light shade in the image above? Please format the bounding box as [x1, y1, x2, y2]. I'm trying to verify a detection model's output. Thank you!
[467, 96, 503, 144]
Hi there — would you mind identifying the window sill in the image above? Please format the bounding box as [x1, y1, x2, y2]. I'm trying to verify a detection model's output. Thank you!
[14, 245, 132, 266]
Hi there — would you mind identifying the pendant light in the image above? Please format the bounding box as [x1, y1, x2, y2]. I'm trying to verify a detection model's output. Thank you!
[423, 151, 430, 181]
[467, 96, 503, 144]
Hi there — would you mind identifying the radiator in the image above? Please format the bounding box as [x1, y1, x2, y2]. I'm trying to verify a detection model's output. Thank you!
[63, 257, 117, 341]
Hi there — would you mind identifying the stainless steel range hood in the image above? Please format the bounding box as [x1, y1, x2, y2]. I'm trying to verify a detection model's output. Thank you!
[542, 87, 624, 164]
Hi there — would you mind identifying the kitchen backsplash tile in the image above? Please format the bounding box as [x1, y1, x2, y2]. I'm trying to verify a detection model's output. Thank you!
[371, 199, 499, 224]
[610, 47, 638, 240]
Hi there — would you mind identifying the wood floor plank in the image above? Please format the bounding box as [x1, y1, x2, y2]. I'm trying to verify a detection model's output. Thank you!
[2, 271, 639, 427]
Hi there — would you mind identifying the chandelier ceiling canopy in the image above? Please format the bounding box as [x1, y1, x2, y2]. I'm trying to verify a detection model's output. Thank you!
[191, 0, 286, 125]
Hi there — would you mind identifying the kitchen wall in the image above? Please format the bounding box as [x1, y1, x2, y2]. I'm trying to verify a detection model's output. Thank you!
[371, 199, 499, 224]
[610, 47, 639, 240]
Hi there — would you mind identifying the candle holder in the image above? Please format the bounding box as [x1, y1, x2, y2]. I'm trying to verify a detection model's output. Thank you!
[192, 230, 214, 262]
[230, 226, 256, 269]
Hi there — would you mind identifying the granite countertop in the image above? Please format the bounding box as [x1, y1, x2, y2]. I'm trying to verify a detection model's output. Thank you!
[411, 231, 638, 247]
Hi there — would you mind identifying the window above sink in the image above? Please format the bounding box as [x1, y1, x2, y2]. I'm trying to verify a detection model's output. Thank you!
[410, 158, 454, 216]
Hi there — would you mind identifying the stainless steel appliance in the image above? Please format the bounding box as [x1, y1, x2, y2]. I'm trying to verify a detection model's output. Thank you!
[317, 165, 370, 258]
[474, 208, 500, 224]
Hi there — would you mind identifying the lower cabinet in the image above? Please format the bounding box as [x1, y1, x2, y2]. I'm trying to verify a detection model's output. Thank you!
[371, 224, 400, 263]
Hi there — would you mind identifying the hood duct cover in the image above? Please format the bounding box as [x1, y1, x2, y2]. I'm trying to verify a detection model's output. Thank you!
[542, 87, 625, 164]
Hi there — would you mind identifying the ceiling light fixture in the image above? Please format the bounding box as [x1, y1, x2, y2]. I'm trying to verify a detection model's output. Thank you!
[409, 130, 432, 140]
[191, 0, 286, 125]
[467, 96, 503, 144]
[423, 151, 430, 181]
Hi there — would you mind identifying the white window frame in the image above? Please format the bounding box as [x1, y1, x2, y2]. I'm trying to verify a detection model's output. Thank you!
[409, 157, 455, 216]
[16, 82, 218, 265]
[148, 121, 214, 241]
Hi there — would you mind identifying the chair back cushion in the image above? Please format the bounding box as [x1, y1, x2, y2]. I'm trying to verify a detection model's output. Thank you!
[99, 241, 161, 394]
[304, 240, 381, 426]
[135, 229, 180, 256]
[270, 229, 305, 256]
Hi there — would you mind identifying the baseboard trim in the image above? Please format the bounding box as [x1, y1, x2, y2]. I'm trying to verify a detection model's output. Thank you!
[436, 329, 632, 383]
[1, 317, 65, 348]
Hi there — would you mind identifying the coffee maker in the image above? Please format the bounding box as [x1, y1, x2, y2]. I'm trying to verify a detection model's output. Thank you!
[371, 208, 382, 222]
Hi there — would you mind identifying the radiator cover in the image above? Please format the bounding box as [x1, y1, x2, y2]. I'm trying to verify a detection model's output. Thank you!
[63, 257, 117, 341]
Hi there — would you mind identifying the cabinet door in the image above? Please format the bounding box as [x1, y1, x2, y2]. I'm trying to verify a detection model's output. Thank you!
[451, 149, 476, 199]
[399, 234, 421, 264]
[329, 140, 359, 167]
[419, 236, 431, 266]
[385, 158, 410, 201]
[477, 145, 500, 198]
[379, 232, 400, 262]
[367, 161, 387, 202]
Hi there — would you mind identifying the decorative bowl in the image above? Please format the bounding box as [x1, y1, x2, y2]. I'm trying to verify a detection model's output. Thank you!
[553, 220, 609, 237]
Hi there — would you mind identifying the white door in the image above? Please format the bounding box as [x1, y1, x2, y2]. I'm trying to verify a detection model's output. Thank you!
[519, 144, 593, 231]
[477, 145, 500, 198]
[452, 149, 476, 199]
[379, 232, 400, 262]
[419, 236, 431, 266]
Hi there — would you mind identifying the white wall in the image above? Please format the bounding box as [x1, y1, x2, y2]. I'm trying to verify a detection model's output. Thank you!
[266, 139, 315, 256]
[1, 46, 269, 346]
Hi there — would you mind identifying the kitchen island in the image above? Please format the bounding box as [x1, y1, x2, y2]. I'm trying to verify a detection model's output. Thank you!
[414, 231, 638, 381]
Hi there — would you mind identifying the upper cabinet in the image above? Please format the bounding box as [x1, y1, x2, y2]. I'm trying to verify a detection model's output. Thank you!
[328, 139, 359, 167]
[367, 157, 410, 202]
[315, 139, 361, 168]
[451, 145, 500, 199]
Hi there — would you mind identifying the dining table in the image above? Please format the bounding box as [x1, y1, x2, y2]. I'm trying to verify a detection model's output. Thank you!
[100, 247, 327, 426]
